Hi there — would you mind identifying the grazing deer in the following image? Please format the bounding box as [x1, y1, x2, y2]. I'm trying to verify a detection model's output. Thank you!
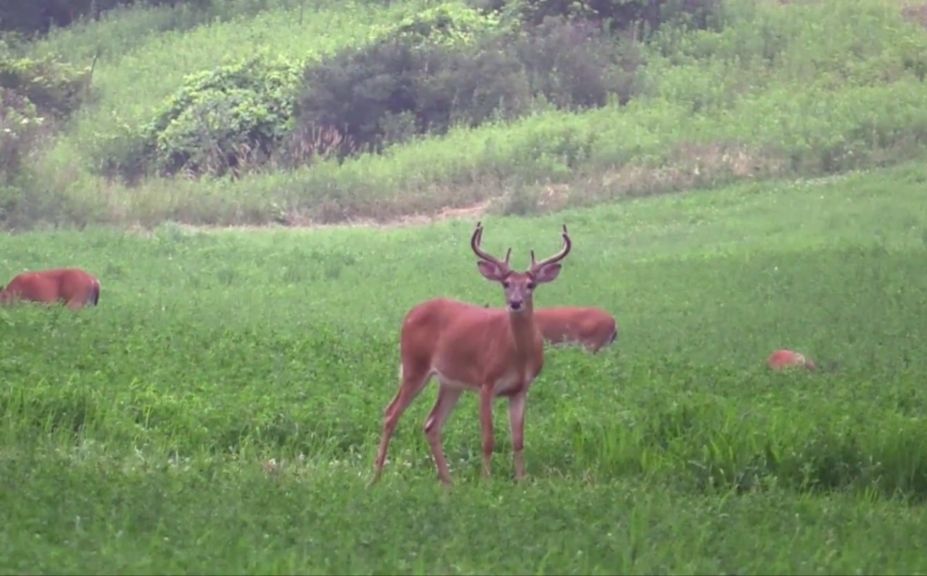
[535, 307, 617, 353]
[373, 222, 572, 485]
[0, 268, 101, 310]
[767, 349, 816, 372]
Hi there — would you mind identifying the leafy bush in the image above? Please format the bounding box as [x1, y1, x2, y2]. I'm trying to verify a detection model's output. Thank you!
[295, 5, 507, 156]
[0, 89, 43, 180]
[296, 6, 640, 156]
[436, 38, 533, 128]
[0, 90, 41, 226]
[0, 0, 213, 35]
[297, 35, 533, 155]
[297, 40, 430, 156]
[0, 41, 87, 221]
[0, 42, 89, 119]
[485, 0, 721, 35]
[142, 55, 302, 178]
[369, 2, 503, 47]
[513, 16, 641, 107]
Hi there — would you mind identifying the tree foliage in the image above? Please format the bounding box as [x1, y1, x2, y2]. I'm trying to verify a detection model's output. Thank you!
[0, 0, 212, 35]
[0, 39, 89, 206]
[142, 55, 302, 178]
[476, 0, 721, 35]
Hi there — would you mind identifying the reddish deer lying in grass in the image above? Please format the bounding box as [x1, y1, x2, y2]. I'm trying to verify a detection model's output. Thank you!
[767, 349, 816, 372]
[373, 221, 572, 485]
[0, 268, 101, 310]
[534, 307, 617, 353]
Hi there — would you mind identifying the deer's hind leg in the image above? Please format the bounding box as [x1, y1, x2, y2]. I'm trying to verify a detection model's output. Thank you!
[424, 382, 463, 485]
[372, 362, 432, 483]
[508, 392, 527, 481]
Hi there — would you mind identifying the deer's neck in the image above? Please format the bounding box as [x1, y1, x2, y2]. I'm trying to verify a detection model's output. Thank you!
[507, 301, 539, 354]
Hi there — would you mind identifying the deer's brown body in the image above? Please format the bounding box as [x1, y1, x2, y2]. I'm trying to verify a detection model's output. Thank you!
[399, 299, 545, 399]
[535, 307, 617, 353]
[0, 268, 100, 310]
[373, 222, 572, 485]
[767, 349, 816, 372]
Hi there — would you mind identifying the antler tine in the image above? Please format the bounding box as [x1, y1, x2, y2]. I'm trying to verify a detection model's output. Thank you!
[471, 221, 509, 269]
[530, 223, 572, 272]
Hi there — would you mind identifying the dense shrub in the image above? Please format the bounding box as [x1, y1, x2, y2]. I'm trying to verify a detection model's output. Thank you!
[369, 2, 504, 47]
[295, 4, 508, 155]
[297, 41, 427, 156]
[513, 16, 641, 107]
[0, 41, 88, 221]
[0, 89, 41, 221]
[0, 0, 213, 35]
[141, 55, 302, 178]
[0, 43, 89, 119]
[476, 0, 721, 36]
[435, 38, 533, 128]
[296, 8, 640, 156]
[296, 38, 528, 155]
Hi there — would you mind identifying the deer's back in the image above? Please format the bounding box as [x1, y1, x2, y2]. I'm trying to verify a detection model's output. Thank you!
[5, 268, 97, 302]
[536, 307, 614, 340]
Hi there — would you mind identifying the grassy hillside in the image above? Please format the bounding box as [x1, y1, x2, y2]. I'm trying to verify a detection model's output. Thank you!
[3, 0, 925, 229]
[1, 161, 926, 572]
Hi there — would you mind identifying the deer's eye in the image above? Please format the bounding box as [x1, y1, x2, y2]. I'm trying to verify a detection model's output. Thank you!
[502, 281, 511, 288]
[527, 282, 536, 290]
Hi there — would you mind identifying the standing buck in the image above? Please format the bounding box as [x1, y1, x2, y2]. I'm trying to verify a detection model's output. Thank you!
[535, 307, 618, 353]
[373, 222, 572, 485]
[0, 268, 101, 310]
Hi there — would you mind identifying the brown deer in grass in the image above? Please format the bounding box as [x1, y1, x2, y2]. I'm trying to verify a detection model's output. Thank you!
[535, 307, 617, 353]
[767, 349, 816, 372]
[372, 221, 572, 485]
[0, 268, 101, 310]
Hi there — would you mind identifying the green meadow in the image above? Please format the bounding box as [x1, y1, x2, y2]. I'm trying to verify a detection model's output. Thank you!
[3, 0, 927, 571]
[2, 162, 927, 573]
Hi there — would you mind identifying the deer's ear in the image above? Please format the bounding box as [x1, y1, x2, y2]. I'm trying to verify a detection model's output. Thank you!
[477, 261, 505, 281]
[533, 263, 561, 284]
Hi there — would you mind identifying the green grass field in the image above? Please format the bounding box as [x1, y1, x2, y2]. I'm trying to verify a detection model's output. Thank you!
[2, 161, 926, 573]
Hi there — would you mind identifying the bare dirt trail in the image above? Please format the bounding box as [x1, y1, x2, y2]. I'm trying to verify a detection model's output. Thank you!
[144, 199, 493, 236]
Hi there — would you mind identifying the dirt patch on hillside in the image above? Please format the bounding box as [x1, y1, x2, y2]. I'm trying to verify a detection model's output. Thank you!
[153, 199, 493, 235]
[317, 199, 491, 230]
[128, 143, 785, 235]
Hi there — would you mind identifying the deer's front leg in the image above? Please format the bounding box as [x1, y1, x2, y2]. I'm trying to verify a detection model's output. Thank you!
[508, 392, 527, 481]
[479, 386, 494, 479]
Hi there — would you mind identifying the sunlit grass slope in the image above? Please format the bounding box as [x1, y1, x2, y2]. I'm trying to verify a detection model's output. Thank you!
[15, 0, 927, 227]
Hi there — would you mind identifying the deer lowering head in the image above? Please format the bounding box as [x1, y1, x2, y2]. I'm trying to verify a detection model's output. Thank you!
[471, 221, 571, 314]
[0, 268, 100, 310]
